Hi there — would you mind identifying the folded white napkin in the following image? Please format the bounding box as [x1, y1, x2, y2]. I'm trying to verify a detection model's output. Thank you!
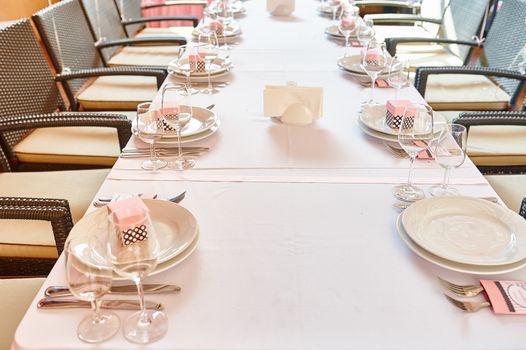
[266, 0, 295, 16]
[263, 84, 323, 125]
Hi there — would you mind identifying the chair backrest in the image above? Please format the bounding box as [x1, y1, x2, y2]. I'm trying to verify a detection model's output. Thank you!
[80, 0, 129, 62]
[439, 0, 491, 61]
[0, 19, 65, 155]
[32, 0, 105, 105]
[482, 0, 526, 97]
[419, 0, 451, 35]
[114, 0, 144, 37]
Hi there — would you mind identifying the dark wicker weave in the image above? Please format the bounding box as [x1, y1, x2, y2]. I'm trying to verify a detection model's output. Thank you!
[80, 0, 187, 63]
[521, 198, 526, 219]
[453, 111, 526, 174]
[0, 197, 74, 276]
[32, 0, 167, 109]
[114, 0, 199, 37]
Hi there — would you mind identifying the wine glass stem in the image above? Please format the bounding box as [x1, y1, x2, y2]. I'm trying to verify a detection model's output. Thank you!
[370, 76, 376, 103]
[91, 299, 103, 323]
[345, 35, 349, 54]
[207, 61, 212, 91]
[186, 73, 193, 95]
[332, 8, 336, 21]
[176, 127, 183, 160]
[134, 278, 149, 324]
[407, 156, 415, 186]
[395, 86, 399, 100]
[441, 167, 451, 189]
[150, 142, 157, 171]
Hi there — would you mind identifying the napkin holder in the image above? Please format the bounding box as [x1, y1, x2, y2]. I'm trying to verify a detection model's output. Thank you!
[267, 0, 295, 16]
[263, 84, 323, 125]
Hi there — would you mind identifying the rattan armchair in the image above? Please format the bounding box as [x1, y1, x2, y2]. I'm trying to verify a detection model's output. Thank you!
[114, 0, 199, 38]
[0, 19, 134, 169]
[521, 198, 526, 219]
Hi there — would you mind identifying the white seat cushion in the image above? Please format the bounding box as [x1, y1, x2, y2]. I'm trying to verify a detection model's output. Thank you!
[467, 125, 526, 166]
[107, 45, 181, 67]
[395, 45, 464, 70]
[0, 169, 109, 258]
[424, 74, 510, 110]
[135, 26, 194, 40]
[77, 75, 158, 110]
[0, 278, 45, 350]
[485, 175, 526, 213]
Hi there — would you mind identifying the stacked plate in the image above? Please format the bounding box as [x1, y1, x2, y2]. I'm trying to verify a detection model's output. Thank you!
[325, 24, 357, 40]
[133, 105, 220, 145]
[337, 55, 394, 84]
[68, 199, 199, 279]
[397, 196, 526, 275]
[357, 104, 447, 143]
[168, 56, 232, 82]
[192, 23, 242, 44]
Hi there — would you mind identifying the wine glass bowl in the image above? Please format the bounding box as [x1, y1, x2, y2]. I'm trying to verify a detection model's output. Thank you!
[361, 38, 388, 106]
[66, 236, 120, 343]
[393, 103, 435, 201]
[136, 102, 167, 171]
[175, 45, 199, 95]
[429, 123, 467, 196]
[387, 58, 409, 99]
[197, 32, 221, 94]
[107, 200, 167, 344]
[338, 9, 359, 54]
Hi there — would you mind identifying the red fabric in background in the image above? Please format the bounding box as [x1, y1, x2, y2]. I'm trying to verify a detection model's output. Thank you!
[141, 0, 210, 27]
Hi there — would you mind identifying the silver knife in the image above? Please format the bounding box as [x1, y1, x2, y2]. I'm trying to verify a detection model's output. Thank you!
[45, 284, 181, 297]
[122, 147, 209, 153]
[120, 151, 204, 159]
[37, 298, 163, 310]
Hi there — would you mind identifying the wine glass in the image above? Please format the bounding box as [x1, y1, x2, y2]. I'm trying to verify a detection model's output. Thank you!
[338, 7, 359, 55]
[197, 32, 221, 94]
[136, 102, 167, 171]
[175, 44, 199, 95]
[361, 38, 388, 106]
[356, 17, 374, 47]
[429, 124, 467, 196]
[393, 103, 435, 201]
[387, 57, 409, 99]
[160, 83, 195, 170]
[66, 236, 120, 343]
[107, 201, 167, 344]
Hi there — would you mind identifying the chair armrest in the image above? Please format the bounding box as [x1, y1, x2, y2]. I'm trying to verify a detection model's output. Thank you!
[354, 0, 420, 10]
[452, 111, 526, 130]
[0, 197, 74, 276]
[142, 0, 208, 10]
[414, 66, 526, 98]
[123, 15, 199, 27]
[365, 14, 442, 25]
[521, 198, 526, 219]
[0, 112, 132, 150]
[385, 37, 480, 56]
[56, 67, 166, 89]
[95, 36, 186, 49]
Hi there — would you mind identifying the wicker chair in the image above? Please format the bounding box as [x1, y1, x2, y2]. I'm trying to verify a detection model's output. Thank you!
[32, 1, 167, 111]
[394, 0, 526, 113]
[79, 0, 189, 67]
[114, 0, 200, 38]
[521, 198, 526, 219]
[0, 19, 134, 169]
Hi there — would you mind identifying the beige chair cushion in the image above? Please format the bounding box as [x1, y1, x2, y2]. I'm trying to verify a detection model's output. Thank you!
[424, 74, 510, 110]
[485, 175, 526, 213]
[395, 45, 464, 70]
[107, 45, 181, 67]
[135, 26, 194, 40]
[0, 278, 45, 350]
[77, 75, 158, 110]
[467, 125, 526, 166]
[0, 169, 109, 258]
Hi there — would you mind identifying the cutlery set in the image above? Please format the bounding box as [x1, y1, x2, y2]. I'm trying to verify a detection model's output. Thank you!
[93, 191, 186, 207]
[120, 147, 209, 159]
[439, 278, 490, 313]
[38, 284, 181, 311]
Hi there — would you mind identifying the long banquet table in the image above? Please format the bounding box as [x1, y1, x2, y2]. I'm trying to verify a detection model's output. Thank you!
[13, 1, 526, 350]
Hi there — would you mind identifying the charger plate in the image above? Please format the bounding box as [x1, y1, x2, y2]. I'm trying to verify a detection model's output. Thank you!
[396, 214, 526, 275]
[402, 197, 526, 266]
[68, 199, 199, 278]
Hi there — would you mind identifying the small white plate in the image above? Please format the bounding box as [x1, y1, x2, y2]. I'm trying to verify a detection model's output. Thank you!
[396, 214, 526, 275]
[402, 197, 526, 266]
[68, 199, 199, 278]
[359, 104, 447, 136]
[161, 106, 217, 139]
[357, 117, 397, 142]
[167, 56, 232, 78]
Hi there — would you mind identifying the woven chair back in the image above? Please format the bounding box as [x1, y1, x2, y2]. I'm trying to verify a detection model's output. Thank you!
[0, 19, 65, 160]
[80, 0, 129, 62]
[114, 0, 144, 37]
[33, 0, 105, 101]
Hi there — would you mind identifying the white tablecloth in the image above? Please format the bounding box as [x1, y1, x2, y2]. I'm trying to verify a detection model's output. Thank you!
[13, 1, 523, 350]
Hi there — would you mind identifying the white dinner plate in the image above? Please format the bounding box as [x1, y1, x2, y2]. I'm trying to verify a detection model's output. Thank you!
[192, 24, 242, 39]
[359, 104, 447, 136]
[324, 24, 357, 39]
[157, 118, 221, 145]
[337, 55, 394, 75]
[357, 117, 397, 143]
[396, 214, 526, 275]
[68, 199, 199, 278]
[402, 197, 526, 266]
[167, 56, 232, 78]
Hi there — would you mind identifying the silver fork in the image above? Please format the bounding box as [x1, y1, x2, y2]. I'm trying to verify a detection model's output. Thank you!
[445, 295, 491, 312]
[439, 277, 485, 297]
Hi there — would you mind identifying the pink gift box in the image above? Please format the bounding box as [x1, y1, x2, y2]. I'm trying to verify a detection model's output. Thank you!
[108, 197, 150, 246]
[188, 54, 206, 72]
[209, 19, 224, 36]
[385, 100, 415, 129]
